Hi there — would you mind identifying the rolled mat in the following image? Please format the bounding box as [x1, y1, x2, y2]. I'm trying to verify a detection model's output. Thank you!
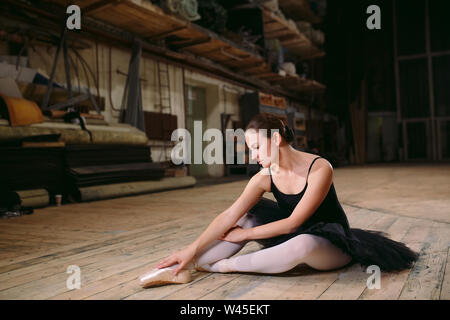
[0, 121, 149, 145]
[16, 189, 49, 208]
[76, 176, 196, 202]
[64, 144, 151, 167]
[68, 162, 165, 187]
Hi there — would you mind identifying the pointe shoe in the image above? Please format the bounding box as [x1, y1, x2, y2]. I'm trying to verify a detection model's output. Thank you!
[139, 266, 192, 288]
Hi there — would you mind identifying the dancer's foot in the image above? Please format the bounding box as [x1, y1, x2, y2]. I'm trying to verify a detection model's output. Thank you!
[192, 257, 210, 272]
[138, 266, 192, 288]
[194, 264, 210, 272]
[193, 259, 234, 273]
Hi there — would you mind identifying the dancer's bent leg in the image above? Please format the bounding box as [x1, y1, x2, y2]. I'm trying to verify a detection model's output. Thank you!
[200, 234, 352, 273]
[139, 213, 260, 287]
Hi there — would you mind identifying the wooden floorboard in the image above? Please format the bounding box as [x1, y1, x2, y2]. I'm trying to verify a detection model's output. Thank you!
[398, 222, 449, 300]
[0, 164, 448, 300]
[358, 217, 415, 300]
[440, 248, 450, 300]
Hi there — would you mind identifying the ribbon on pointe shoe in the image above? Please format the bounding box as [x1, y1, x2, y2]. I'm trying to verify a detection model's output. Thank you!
[192, 256, 210, 272]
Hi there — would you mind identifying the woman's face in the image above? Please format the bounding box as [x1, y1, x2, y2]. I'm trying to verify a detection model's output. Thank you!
[245, 129, 278, 168]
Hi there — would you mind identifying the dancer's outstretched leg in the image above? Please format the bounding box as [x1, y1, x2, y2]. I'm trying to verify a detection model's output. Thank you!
[199, 234, 352, 274]
[139, 213, 260, 287]
[195, 213, 261, 266]
[172, 213, 260, 271]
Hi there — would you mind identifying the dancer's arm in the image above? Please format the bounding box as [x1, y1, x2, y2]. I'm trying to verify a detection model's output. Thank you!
[188, 171, 267, 253]
[220, 160, 333, 242]
[246, 159, 333, 240]
[156, 170, 267, 274]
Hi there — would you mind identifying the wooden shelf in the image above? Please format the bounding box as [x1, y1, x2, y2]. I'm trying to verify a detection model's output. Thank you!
[255, 73, 325, 93]
[278, 0, 322, 24]
[271, 76, 326, 92]
[294, 79, 326, 92]
[281, 39, 325, 60]
[48, 0, 267, 70]
[225, 58, 326, 93]
[261, 6, 324, 60]
[45, 1, 324, 95]
[262, 7, 306, 41]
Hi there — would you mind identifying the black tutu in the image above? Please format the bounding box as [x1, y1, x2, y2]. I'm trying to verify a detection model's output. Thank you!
[247, 198, 420, 272]
[294, 222, 419, 272]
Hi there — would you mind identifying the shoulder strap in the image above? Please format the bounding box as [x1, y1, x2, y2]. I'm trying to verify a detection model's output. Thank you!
[267, 166, 275, 187]
[305, 156, 323, 184]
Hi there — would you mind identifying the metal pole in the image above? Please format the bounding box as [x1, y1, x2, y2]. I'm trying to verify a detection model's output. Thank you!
[425, 0, 436, 160]
[63, 40, 72, 100]
[392, 0, 404, 160]
[42, 27, 66, 109]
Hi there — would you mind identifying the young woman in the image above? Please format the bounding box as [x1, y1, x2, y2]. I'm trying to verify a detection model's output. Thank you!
[139, 113, 419, 288]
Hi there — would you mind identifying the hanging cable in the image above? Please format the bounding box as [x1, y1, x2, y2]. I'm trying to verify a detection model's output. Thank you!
[108, 45, 121, 112]
[67, 50, 81, 95]
[71, 47, 98, 97]
[95, 40, 101, 109]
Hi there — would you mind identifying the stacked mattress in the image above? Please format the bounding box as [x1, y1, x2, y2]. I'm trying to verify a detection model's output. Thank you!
[67, 162, 165, 187]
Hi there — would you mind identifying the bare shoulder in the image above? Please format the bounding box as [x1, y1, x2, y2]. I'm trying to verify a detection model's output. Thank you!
[309, 156, 333, 179]
[313, 157, 333, 170]
[296, 151, 333, 175]
[249, 167, 271, 193]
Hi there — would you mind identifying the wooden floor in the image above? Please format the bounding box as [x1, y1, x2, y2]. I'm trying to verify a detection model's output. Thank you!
[0, 163, 449, 300]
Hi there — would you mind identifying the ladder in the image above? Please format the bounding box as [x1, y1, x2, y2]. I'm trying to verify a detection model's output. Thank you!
[156, 61, 172, 114]
[156, 61, 172, 162]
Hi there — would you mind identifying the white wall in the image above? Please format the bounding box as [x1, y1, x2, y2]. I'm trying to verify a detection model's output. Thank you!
[27, 39, 249, 176]
[184, 70, 248, 177]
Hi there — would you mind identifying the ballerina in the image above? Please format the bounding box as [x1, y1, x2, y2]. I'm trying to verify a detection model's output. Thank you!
[139, 113, 419, 288]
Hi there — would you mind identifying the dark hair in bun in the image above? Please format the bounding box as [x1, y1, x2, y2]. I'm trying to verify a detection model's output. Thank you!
[245, 113, 294, 144]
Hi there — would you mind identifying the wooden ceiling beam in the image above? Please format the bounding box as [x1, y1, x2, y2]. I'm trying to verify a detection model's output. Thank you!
[169, 37, 211, 49]
[145, 26, 188, 40]
[84, 0, 124, 15]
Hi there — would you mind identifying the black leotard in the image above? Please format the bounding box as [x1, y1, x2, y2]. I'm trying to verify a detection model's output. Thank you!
[269, 156, 350, 231]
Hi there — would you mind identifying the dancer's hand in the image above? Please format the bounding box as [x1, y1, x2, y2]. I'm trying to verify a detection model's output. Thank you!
[155, 246, 196, 276]
[219, 225, 248, 243]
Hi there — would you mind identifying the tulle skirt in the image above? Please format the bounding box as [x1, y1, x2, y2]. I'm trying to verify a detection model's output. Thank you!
[247, 199, 420, 272]
[266, 222, 420, 272]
